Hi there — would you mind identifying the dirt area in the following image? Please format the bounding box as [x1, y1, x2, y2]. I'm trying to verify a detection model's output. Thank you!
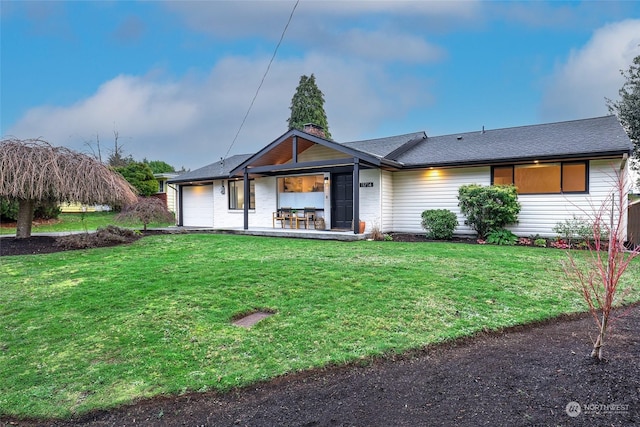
[1, 234, 639, 426]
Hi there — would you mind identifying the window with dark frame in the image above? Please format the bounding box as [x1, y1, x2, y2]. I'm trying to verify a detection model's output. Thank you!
[491, 161, 588, 194]
[228, 180, 255, 210]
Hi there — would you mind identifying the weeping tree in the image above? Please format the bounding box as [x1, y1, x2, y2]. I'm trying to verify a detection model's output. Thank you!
[115, 196, 174, 231]
[0, 138, 138, 238]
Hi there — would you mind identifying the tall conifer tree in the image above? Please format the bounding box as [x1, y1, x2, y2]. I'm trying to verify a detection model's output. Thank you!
[287, 74, 332, 139]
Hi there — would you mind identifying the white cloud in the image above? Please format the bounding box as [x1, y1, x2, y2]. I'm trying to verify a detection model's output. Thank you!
[7, 53, 429, 170]
[540, 19, 640, 122]
[338, 29, 445, 63]
[163, 0, 470, 64]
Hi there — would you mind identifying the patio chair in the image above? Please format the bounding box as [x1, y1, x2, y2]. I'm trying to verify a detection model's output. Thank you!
[273, 207, 291, 228]
[296, 207, 316, 229]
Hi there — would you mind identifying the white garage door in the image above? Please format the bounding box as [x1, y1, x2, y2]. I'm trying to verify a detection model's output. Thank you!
[182, 185, 214, 227]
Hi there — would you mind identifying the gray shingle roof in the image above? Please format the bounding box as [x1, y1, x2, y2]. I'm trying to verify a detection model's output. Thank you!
[168, 154, 253, 183]
[341, 131, 426, 159]
[169, 116, 631, 184]
[393, 115, 632, 167]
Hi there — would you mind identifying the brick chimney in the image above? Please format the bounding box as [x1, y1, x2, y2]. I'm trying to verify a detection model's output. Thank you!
[303, 123, 326, 138]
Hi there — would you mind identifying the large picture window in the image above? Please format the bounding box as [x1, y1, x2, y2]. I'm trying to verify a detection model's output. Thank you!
[491, 161, 588, 194]
[228, 180, 255, 210]
[277, 175, 324, 208]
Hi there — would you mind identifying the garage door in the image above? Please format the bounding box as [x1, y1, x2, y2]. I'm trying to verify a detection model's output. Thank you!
[182, 185, 214, 227]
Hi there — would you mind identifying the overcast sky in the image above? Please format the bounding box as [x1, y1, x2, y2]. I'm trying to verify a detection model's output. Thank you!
[2, 1, 639, 171]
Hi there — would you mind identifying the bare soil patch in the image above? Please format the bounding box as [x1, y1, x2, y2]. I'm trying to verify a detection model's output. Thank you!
[1, 234, 638, 426]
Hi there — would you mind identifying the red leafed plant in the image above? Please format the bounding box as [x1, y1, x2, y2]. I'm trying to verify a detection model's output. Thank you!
[563, 169, 640, 360]
[116, 196, 174, 231]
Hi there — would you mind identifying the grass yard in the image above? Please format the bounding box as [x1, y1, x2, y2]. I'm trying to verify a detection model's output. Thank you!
[1, 234, 639, 419]
[0, 211, 174, 235]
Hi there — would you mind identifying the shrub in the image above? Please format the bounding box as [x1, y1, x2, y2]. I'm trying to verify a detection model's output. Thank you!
[457, 184, 521, 238]
[0, 198, 19, 221]
[421, 209, 458, 240]
[486, 228, 518, 245]
[1, 197, 60, 221]
[369, 225, 385, 241]
[115, 197, 174, 231]
[34, 199, 61, 220]
[55, 225, 140, 249]
[553, 215, 608, 246]
[517, 237, 532, 246]
[534, 238, 547, 247]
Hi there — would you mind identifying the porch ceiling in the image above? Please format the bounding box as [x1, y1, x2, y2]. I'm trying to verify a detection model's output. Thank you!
[246, 135, 315, 168]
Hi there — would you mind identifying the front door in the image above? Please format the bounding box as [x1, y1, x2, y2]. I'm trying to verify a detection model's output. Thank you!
[331, 173, 353, 229]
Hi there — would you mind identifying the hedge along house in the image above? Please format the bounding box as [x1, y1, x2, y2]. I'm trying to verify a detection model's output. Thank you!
[168, 116, 634, 238]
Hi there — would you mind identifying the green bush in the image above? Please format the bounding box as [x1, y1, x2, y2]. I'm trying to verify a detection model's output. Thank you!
[114, 162, 158, 197]
[421, 209, 458, 240]
[0, 198, 19, 221]
[0, 198, 61, 221]
[486, 228, 518, 245]
[534, 238, 548, 247]
[457, 184, 521, 238]
[552, 215, 608, 245]
[34, 199, 62, 220]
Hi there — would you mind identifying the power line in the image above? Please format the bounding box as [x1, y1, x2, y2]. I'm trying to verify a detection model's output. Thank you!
[222, 0, 300, 160]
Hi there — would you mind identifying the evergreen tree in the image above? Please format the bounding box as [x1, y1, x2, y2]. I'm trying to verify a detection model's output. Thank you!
[287, 74, 332, 139]
[143, 159, 176, 174]
[114, 161, 158, 197]
[608, 55, 640, 162]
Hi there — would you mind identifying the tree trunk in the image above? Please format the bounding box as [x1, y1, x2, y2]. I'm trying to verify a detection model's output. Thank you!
[16, 199, 35, 238]
[591, 313, 608, 359]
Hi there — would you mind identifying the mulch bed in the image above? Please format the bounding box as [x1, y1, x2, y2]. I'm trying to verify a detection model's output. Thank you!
[1, 234, 639, 426]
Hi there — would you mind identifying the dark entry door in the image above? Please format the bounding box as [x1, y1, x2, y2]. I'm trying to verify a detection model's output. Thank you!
[331, 173, 353, 229]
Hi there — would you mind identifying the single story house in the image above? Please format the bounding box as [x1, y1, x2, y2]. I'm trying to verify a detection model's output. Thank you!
[168, 115, 634, 238]
[153, 172, 179, 214]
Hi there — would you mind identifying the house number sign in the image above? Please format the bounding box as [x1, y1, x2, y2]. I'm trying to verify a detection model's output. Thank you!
[359, 182, 374, 187]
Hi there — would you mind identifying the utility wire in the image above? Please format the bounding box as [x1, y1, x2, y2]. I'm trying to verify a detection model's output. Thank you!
[222, 0, 300, 161]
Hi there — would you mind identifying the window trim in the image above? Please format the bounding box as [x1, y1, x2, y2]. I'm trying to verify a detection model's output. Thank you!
[227, 179, 255, 210]
[490, 161, 589, 194]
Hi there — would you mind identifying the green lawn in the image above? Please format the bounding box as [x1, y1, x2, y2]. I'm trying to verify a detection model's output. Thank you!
[1, 234, 638, 419]
[0, 212, 173, 235]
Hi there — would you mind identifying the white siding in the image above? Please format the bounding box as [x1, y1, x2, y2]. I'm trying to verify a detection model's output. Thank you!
[513, 159, 626, 237]
[392, 167, 489, 234]
[208, 178, 278, 229]
[390, 159, 627, 237]
[298, 145, 347, 162]
[381, 170, 394, 232]
[358, 169, 382, 233]
[182, 185, 214, 227]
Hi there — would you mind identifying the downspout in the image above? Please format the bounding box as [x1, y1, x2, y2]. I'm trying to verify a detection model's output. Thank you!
[243, 168, 249, 230]
[353, 158, 360, 234]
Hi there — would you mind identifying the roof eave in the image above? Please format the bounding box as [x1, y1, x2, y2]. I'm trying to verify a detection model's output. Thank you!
[401, 150, 632, 170]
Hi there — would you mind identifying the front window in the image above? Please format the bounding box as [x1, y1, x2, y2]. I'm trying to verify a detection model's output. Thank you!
[491, 161, 588, 194]
[277, 175, 324, 208]
[228, 180, 255, 210]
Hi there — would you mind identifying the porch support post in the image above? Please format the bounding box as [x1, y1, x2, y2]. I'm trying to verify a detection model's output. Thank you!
[292, 135, 298, 164]
[353, 158, 360, 234]
[243, 168, 249, 230]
